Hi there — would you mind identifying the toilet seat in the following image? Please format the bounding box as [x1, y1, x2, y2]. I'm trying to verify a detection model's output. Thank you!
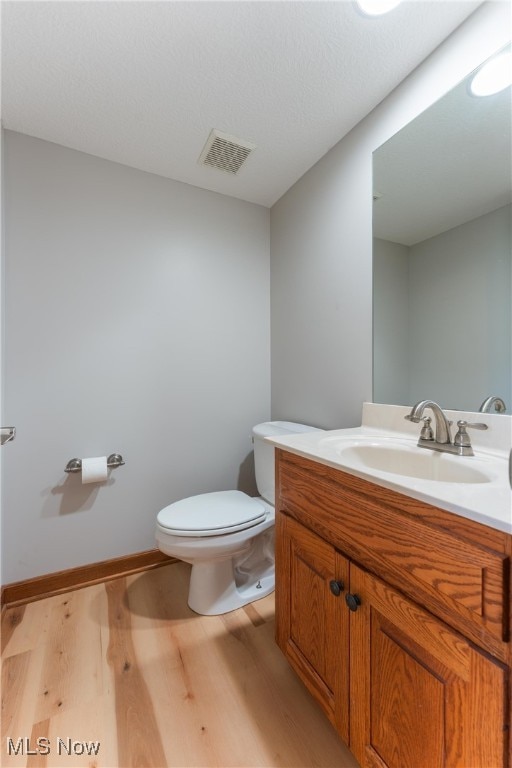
[157, 490, 267, 537]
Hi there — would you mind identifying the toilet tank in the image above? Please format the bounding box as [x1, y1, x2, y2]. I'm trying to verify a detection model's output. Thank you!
[252, 421, 322, 505]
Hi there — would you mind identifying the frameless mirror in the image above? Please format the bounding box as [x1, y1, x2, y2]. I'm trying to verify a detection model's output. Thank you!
[373, 45, 511, 412]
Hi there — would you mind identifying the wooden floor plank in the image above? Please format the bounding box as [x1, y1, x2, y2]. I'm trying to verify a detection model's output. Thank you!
[2, 597, 55, 659]
[106, 577, 167, 768]
[33, 588, 103, 724]
[1, 605, 26, 655]
[2, 650, 33, 748]
[1, 562, 359, 768]
[42, 695, 116, 768]
[26, 720, 50, 768]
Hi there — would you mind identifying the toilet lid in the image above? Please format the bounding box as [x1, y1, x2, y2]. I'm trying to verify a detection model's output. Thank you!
[157, 490, 267, 537]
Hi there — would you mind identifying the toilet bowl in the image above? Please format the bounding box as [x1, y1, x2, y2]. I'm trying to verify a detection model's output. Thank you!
[156, 421, 321, 615]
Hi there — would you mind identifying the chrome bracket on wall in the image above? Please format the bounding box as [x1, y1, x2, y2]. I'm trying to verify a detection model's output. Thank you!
[64, 453, 125, 473]
[1, 427, 16, 446]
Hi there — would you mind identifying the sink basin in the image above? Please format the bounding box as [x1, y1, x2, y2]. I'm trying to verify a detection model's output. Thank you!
[334, 442, 492, 484]
[265, 413, 510, 533]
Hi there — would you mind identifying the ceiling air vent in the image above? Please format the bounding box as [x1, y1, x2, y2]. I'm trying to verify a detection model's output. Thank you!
[199, 130, 256, 175]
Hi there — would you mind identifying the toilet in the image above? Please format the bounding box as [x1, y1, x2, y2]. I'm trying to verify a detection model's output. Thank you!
[156, 421, 321, 615]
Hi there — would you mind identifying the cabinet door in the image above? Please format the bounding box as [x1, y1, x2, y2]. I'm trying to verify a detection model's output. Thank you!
[349, 564, 508, 768]
[275, 512, 350, 741]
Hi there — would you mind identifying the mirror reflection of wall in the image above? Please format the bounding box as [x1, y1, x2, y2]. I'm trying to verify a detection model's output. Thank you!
[373, 45, 511, 413]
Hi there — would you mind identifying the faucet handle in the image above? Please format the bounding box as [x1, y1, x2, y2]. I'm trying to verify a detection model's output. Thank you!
[419, 416, 434, 441]
[457, 420, 488, 431]
[453, 420, 488, 453]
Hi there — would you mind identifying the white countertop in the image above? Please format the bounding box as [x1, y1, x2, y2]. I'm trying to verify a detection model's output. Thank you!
[266, 403, 512, 534]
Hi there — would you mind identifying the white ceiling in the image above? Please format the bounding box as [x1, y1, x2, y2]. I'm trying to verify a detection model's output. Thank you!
[2, 1, 483, 208]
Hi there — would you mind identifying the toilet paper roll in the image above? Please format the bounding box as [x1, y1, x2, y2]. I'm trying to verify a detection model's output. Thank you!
[81, 456, 108, 484]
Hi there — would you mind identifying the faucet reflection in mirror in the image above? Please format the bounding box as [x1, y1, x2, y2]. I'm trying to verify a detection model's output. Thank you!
[373, 44, 511, 413]
[479, 395, 507, 413]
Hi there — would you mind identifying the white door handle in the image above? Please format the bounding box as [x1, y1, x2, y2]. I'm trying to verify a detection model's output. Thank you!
[1, 427, 16, 445]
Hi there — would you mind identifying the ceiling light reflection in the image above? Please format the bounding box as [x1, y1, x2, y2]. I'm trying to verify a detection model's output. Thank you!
[470, 50, 512, 97]
[356, 0, 402, 16]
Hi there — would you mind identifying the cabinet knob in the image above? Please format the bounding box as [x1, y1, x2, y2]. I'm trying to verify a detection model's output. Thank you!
[345, 593, 361, 612]
[329, 580, 344, 597]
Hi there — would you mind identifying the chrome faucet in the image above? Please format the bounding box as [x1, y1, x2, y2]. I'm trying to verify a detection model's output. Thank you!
[405, 400, 452, 444]
[405, 400, 488, 456]
[479, 395, 506, 413]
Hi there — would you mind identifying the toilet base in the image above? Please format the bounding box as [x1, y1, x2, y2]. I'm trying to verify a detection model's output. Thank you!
[188, 556, 275, 616]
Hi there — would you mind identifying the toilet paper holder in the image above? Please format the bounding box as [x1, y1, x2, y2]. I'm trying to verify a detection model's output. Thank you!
[65, 453, 125, 474]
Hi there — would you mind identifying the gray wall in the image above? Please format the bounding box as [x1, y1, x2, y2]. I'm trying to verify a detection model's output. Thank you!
[373, 239, 409, 406]
[2, 131, 270, 584]
[374, 205, 511, 411]
[270, 2, 510, 429]
[270, 136, 373, 428]
[408, 205, 511, 410]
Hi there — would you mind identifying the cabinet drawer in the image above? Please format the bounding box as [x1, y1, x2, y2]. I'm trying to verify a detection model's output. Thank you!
[277, 451, 510, 654]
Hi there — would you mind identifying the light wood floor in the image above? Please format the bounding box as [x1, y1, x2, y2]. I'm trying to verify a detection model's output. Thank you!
[2, 562, 359, 768]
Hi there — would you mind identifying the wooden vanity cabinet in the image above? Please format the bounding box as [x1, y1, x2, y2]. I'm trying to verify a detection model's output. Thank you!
[275, 449, 511, 768]
[275, 512, 350, 742]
